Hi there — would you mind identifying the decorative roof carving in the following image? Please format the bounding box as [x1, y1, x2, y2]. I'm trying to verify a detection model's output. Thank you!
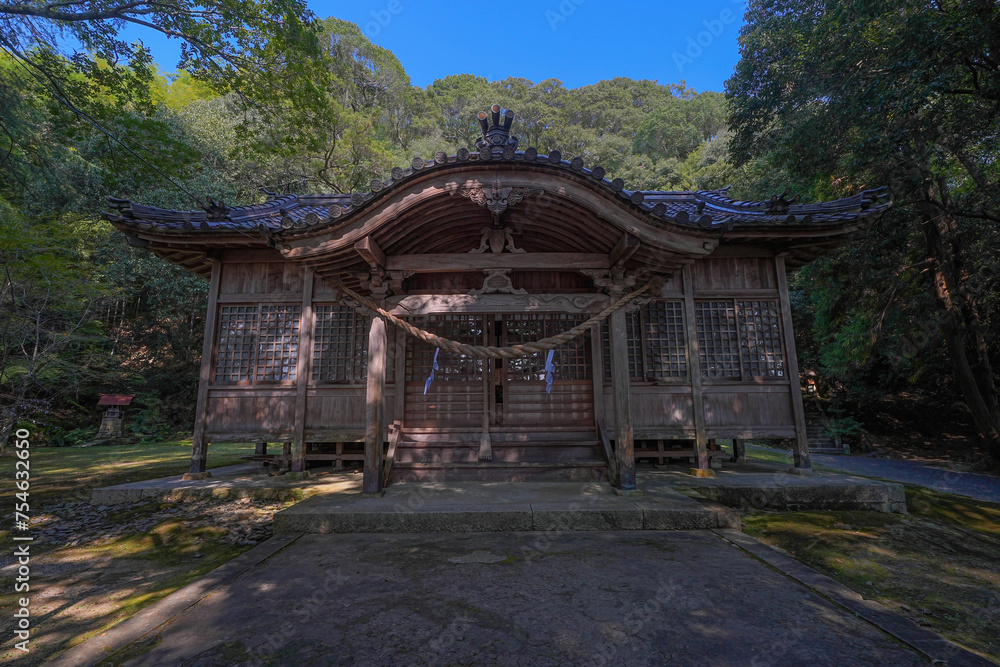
[469, 226, 526, 254]
[455, 176, 542, 222]
[469, 269, 527, 296]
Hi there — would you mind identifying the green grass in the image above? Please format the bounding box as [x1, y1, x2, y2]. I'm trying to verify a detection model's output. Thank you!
[0, 439, 275, 665]
[743, 487, 1000, 662]
[0, 439, 252, 508]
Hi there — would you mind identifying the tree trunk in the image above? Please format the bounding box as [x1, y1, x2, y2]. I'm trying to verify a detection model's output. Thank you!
[916, 177, 1000, 468]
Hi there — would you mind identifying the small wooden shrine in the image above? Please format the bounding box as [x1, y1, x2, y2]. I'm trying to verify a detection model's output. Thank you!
[104, 106, 890, 492]
[96, 394, 135, 438]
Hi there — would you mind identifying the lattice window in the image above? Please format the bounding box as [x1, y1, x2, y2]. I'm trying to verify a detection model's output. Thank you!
[505, 314, 592, 381]
[641, 300, 688, 379]
[737, 300, 785, 378]
[255, 305, 301, 382]
[601, 312, 642, 382]
[406, 315, 484, 382]
[313, 305, 370, 383]
[215, 306, 259, 383]
[695, 301, 742, 378]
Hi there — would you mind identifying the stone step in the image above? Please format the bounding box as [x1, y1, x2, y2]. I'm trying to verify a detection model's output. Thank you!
[273, 480, 740, 533]
[390, 461, 608, 483]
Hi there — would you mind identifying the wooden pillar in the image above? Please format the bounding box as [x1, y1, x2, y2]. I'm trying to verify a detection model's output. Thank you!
[682, 265, 710, 471]
[776, 255, 811, 469]
[254, 441, 267, 456]
[590, 324, 605, 431]
[362, 314, 388, 494]
[609, 303, 636, 490]
[291, 270, 314, 473]
[392, 324, 407, 426]
[732, 438, 747, 463]
[189, 260, 221, 474]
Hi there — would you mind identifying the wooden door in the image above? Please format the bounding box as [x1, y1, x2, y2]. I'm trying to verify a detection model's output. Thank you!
[404, 315, 485, 429]
[499, 314, 595, 430]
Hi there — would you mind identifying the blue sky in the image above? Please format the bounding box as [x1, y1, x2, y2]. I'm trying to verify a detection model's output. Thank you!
[121, 0, 746, 93]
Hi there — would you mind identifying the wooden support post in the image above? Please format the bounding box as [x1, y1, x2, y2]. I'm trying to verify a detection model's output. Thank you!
[732, 438, 747, 463]
[590, 324, 605, 434]
[363, 315, 388, 494]
[393, 324, 407, 426]
[254, 441, 267, 456]
[291, 270, 314, 474]
[282, 441, 291, 470]
[609, 303, 636, 491]
[189, 260, 221, 475]
[776, 255, 811, 470]
[682, 265, 710, 473]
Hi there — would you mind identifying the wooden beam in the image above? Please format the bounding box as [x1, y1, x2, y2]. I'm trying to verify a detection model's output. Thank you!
[362, 314, 387, 494]
[355, 235, 386, 270]
[190, 260, 221, 474]
[609, 233, 640, 267]
[776, 255, 811, 469]
[385, 253, 610, 273]
[291, 269, 314, 473]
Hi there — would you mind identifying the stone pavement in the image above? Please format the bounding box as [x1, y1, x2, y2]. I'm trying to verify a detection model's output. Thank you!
[273, 478, 741, 533]
[52, 530, 990, 667]
[810, 453, 1000, 504]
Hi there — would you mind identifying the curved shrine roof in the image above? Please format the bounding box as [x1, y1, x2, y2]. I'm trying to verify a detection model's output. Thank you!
[104, 106, 891, 281]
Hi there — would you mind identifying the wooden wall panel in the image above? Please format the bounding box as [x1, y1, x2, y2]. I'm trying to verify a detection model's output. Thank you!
[504, 381, 593, 428]
[691, 258, 777, 292]
[629, 388, 695, 429]
[219, 261, 304, 295]
[703, 388, 793, 428]
[204, 391, 296, 435]
[305, 389, 367, 430]
[405, 382, 481, 428]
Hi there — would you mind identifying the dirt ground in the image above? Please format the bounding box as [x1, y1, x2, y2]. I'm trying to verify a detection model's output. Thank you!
[0, 496, 293, 665]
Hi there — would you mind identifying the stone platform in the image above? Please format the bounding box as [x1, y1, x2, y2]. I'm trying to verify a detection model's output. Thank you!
[91, 460, 907, 533]
[272, 479, 740, 534]
[89, 463, 353, 505]
[654, 461, 908, 513]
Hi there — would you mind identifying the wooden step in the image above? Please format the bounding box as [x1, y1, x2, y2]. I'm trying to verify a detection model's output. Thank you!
[395, 443, 603, 464]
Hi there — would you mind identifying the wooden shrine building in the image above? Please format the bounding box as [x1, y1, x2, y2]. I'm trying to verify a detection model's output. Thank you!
[105, 106, 890, 493]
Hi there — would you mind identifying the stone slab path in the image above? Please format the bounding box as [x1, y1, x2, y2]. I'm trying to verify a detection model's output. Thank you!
[810, 453, 1000, 504]
[55, 530, 977, 667]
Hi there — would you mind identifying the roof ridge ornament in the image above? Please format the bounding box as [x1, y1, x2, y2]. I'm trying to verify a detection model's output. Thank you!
[476, 104, 519, 158]
[200, 195, 231, 221]
[766, 188, 802, 214]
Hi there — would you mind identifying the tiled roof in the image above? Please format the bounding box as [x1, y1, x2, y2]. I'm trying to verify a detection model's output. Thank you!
[104, 106, 891, 237]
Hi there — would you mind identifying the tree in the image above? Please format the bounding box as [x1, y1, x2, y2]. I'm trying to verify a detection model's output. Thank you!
[727, 0, 1000, 466]
[0, 204, 111, 449]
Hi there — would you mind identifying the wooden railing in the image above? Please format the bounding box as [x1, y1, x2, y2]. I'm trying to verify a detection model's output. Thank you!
[383, 420, 402, 487]
[597, 419, 617, 480]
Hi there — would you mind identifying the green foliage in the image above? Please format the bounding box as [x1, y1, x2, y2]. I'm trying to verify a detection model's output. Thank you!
[727, 0, 1000, 455]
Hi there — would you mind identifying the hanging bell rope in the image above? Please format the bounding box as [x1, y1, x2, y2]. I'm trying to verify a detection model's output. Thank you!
[333, 277, 662, 359]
